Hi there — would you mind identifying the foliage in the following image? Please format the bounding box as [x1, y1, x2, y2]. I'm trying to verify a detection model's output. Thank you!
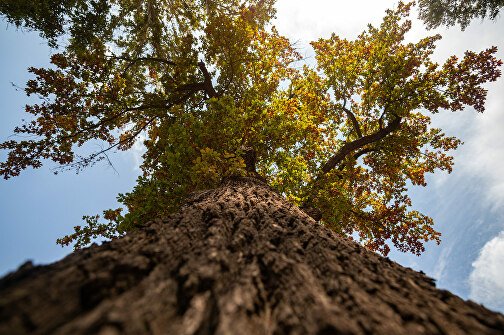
[0, 0, 112, 48]
[1, 1, 502, 255]
[418, 0, 504, 30]
[56, 210, 123, 250]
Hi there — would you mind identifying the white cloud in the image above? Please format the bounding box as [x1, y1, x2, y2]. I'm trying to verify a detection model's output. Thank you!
[432, 243, 453, 281]
[426, 20, 504, 212]
[274, 0, 393, 42]
[469, 231, 504, 312]
[130, 133, 147, 171]
[462, 87, 504, 211]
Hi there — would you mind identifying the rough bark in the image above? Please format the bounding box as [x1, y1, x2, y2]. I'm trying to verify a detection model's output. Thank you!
[1, 177, 503, 335]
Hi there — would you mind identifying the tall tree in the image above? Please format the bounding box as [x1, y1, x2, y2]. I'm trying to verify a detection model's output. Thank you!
[418, 0, 504, 30]
[2, 2, 504, 333]
[0, 1, 501, 257]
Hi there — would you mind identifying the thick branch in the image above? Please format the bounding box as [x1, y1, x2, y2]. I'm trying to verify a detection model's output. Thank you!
[378, 108, 390, 129]
[320, 116, 402, 175]
[176, 82, 207, 93]
[198, 61, 218, 98]
[300, 117, 401, 221]
[61, 94, 193, 141]
[341, 101, 363, 138]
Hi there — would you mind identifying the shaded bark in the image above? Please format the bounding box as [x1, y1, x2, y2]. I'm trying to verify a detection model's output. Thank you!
[1, 177, 503, 334]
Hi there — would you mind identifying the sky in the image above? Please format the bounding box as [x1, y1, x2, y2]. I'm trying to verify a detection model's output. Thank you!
[1, 1, 504, 313]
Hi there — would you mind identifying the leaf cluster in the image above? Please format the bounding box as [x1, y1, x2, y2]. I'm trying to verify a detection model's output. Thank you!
[418, 0, 504, 30]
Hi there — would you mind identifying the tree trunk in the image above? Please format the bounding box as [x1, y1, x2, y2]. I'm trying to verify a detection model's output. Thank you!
[1, 177, 503, 335]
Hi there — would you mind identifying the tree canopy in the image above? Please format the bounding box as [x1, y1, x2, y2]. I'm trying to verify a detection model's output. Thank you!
[418, 0, 504, 30]
[1, 1, 501, 256]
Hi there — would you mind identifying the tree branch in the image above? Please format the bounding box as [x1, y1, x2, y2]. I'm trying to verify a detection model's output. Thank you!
[175, 82, 207, 93]
[378, 109, 387, 129]
[54, 116, 157, 174]
[56, 91, 197, 157]
[353, 147, 376, 160]
[300, 117, 400, 221]
[113, 56, 218, 98]
[112, 55, 177, 77]
[198, 61, 218, 98]
[320, 116, 402, 175]
[341, 99, 362, 138]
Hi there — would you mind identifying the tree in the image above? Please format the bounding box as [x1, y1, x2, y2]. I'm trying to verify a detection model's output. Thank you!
[1, 177, 504, 334]
[418, 0, 504, 30]
[0, 1, 501, 258]
[1, 2, 504, 332]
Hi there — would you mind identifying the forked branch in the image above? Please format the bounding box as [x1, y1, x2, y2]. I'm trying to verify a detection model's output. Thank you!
[198, 61, 218, 98]
[320, 116, 401, 175]
[341, 100, 363, 138]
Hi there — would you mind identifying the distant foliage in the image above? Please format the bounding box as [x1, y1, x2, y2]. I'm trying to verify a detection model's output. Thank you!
[1, 1, 501, 255]
[0, 0, 111, 48]
[418, 0, 504, 30]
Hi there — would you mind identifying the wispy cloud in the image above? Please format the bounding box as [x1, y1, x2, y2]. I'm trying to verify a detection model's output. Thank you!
[274, 0, 391, 42]
[127, 133, 146, 171]
[461, 87, 504, 211]
[469, 231, 504, 312]
[432, 243, 453, 281]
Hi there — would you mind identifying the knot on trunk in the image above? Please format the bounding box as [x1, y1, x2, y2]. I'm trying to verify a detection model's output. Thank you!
[225, 146, 266, 184]
[240, 146, 257, 173]
[300, 204, 323, 222]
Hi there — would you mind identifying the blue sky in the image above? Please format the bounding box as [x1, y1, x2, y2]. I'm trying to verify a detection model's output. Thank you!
[1, 1, 504, 313]
[0, 26, 141, 272]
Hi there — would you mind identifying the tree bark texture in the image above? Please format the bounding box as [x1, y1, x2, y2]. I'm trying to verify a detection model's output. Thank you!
[1, 177, 503, 335]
